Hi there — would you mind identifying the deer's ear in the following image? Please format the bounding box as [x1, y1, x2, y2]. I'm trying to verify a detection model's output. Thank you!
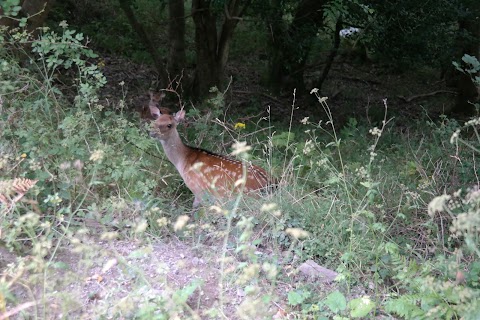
[149, 91, 166, 103]
[150, 105, 161, 119]
[174, 109, 186, 122]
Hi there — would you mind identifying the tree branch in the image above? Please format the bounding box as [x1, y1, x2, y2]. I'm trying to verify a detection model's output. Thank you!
[117, 0, 168, 87]
[316, 18, 342, 93]
[398, 90, 457, 102]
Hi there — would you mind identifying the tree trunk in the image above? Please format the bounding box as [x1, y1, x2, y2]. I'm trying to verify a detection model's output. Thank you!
[265, 0, 326, 94]
[118, 0, 169, 88]
[168, 0, 186, 79]
[191, 0, 219, 98]
[451, 2, 480, 116]
[216, 0, 245, 82]
[191, 0, 250, 99]
[316, 18, 342, 93]
[265, 0, 286, 94]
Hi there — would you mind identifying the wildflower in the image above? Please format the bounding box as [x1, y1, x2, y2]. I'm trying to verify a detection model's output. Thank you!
[450, 129, 460, 144]
[316, 158, 328, 167]
[300, 117, 310, 124]
[262, 262, 278, 280]
[369, 127, 382, 137]
[157, 217, 168, 227]
[59, 20, 68, 28]
[100, 232, 119, 240]
[427, 194, 451, 217]
[20, 153, 27, 158]
[361, 296, 372, 305]
[465, 117, 480, 126]
[73, 159, 84, 170]
[285, 227, 309, 240]
[28, 159, 41, 171]
[119, 81, 125, 86]
[89, 149, 105, 162]
[210, 205, 229, 215]
[44, 193, 62, 205]
[303, 139, 314, 155]
[59, 162, 71, 170]
[236, 263, 260, 285]
[173, 215, 189, 231]
[231, 141, 251, 156]
[40, 221, 51, 229]
[134, 219, 148, 233]
[19, 212, 40, 226]
[101, 258, 118, 273]
[261, 203, 277, 212]
[234, 122, 246, 130]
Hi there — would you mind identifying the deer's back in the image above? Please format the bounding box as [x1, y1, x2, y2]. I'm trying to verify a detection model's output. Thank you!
[182, 147, 272, 199]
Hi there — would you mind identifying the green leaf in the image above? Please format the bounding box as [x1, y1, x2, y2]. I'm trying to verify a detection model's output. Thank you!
[19, 17, 27, 27]
[372, 222, 386, 232]
[384, 242, 399, 254]
[325, 140, 340, 148]
[324, 290, 347, 313]
[349, 296, 375, 318]
[173, 280, 202, 304]
[287, 290, 309, 306]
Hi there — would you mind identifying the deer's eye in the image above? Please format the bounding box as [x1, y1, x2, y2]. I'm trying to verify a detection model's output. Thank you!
[167, 124, 172, 128]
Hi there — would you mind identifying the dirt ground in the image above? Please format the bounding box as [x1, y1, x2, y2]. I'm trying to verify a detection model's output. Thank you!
[2, 232, 347, 319]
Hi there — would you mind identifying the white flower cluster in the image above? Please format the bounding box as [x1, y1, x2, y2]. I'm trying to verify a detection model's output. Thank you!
[89, 149, 105, 162]
[300, 117, 310, 125]
[369, 127, 382, 137]
[355, 166, 368, 180]
[464, 117, 480, 127]
[450, 129, 460, 144]
[303, 139, 314, 155]
[339, 27, 361, 38]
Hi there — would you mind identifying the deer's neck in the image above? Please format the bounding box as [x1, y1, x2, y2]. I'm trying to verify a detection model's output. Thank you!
[160, 132, 191, 174]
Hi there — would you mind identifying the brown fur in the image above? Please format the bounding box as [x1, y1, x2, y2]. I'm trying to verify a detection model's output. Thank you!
[149, 97, 274, 206]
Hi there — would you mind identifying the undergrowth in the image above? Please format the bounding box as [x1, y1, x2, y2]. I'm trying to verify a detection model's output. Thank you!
[1, 11, 480, 320]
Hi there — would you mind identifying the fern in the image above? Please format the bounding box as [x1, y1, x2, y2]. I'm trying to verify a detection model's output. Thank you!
[385, 294, 424, 319]
[0, 178, 38, 207]
[385, 248, 480, 319]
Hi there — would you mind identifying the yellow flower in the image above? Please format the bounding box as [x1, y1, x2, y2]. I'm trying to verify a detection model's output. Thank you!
[20, 153, 27, 158]
[234, 122, 246, 130]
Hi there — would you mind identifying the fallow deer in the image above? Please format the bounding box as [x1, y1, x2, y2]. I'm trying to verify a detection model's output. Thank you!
[149, 99, 274, 206]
